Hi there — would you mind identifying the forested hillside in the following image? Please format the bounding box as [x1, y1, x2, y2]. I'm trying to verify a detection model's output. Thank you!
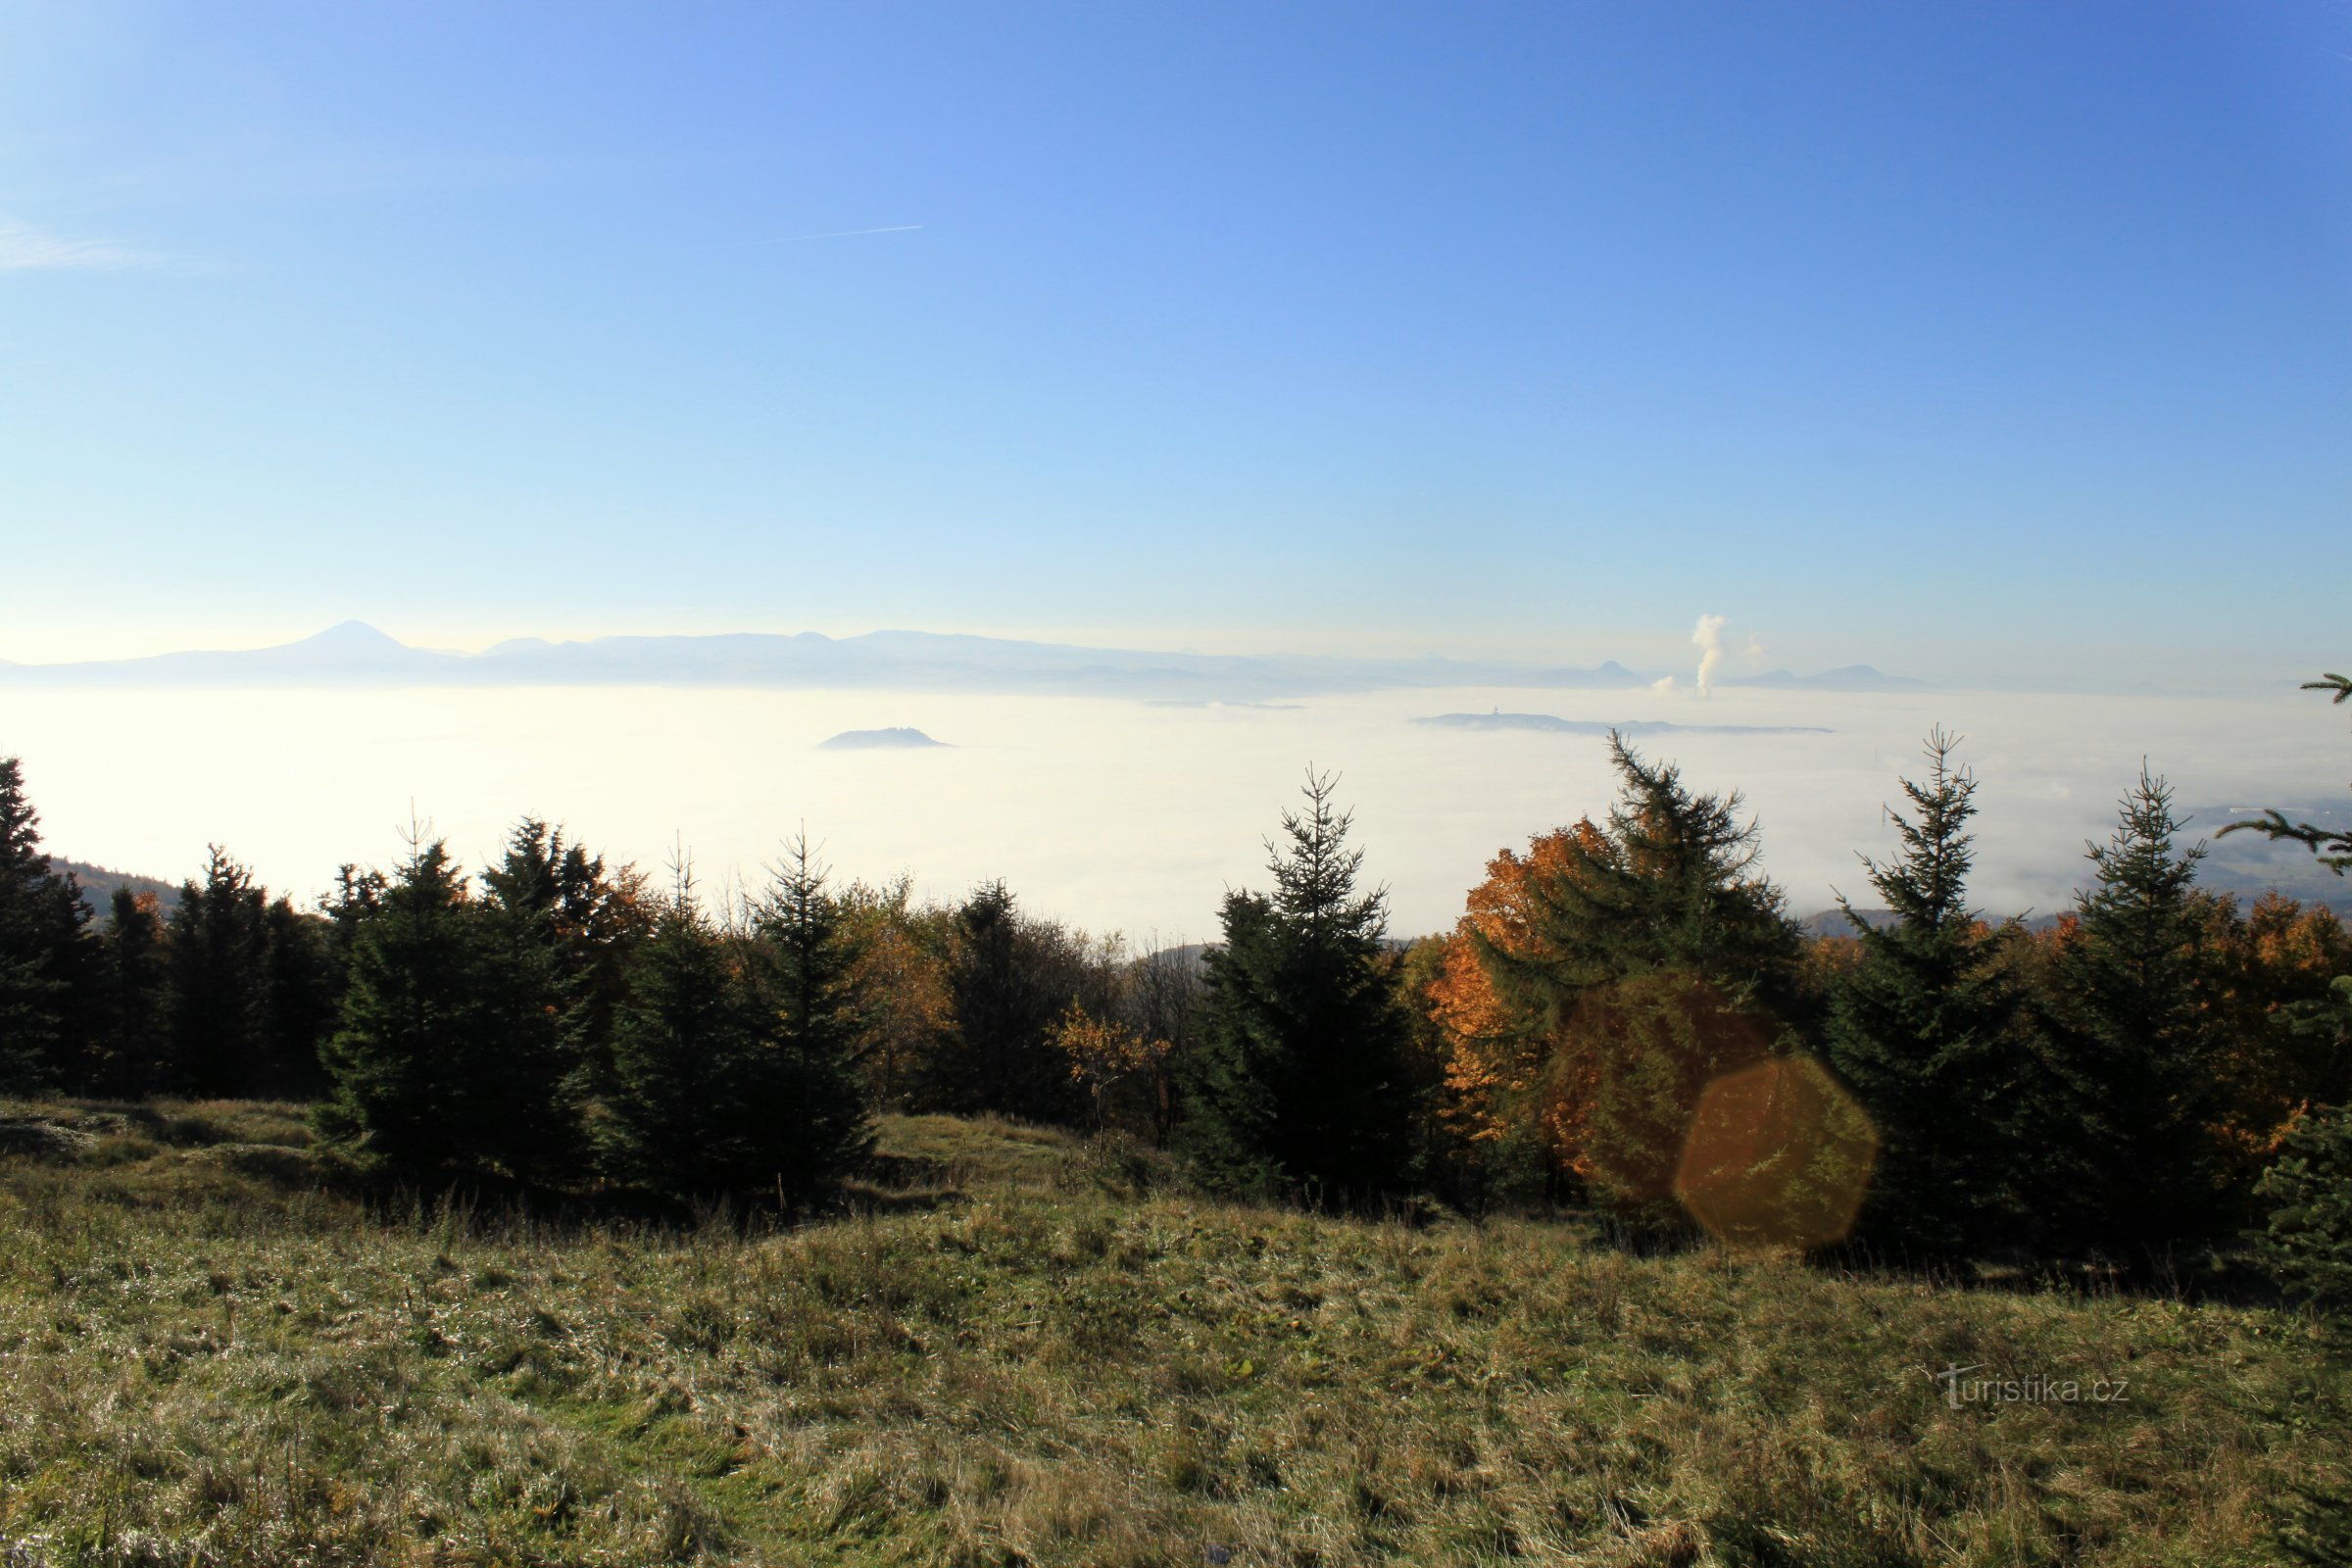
[54, 859, 178, 919]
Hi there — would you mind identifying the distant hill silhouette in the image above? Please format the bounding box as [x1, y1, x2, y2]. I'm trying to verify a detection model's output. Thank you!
[819, 727, 949, 751]
[54, 859, 180, 918]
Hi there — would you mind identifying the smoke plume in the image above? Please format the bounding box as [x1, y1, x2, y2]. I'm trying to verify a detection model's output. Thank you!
[1692, 613, 1728, 696]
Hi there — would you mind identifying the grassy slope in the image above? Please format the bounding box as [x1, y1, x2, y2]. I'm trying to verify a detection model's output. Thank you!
[0, 1102, 2342, 1567]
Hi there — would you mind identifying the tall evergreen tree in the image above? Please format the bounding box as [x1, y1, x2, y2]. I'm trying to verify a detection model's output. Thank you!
[259, 898, 338, 1098]
[928, 880, 1079, 1121]
[601, 873, 769, 1199]
[2044, 766, 2225, 1248]
[164, 846, 271, 1096]
[480, 819, 649, 1088]
[318, 837, 576, 1179]
[0, 757, 97, 1092]
[1179, 770, 1416, 1201]
[1472, 735, 1805, 1031]
[600, 845, 869, 1204]
[1825, 730, 2041, 1257]
[321, 862, 387, 1013]
[2253, 1095, 2352, 1313]
[1459, 738, 1806, 1215]
[95, 889, 170, 1098]
[750, 836, 874, 1192]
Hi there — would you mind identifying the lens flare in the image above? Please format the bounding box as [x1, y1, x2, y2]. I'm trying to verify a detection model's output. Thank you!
[1674, 1055, 1878, 1250]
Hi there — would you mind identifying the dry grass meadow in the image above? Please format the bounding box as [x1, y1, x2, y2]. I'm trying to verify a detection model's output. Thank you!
[0, 1101, 2342, 1566]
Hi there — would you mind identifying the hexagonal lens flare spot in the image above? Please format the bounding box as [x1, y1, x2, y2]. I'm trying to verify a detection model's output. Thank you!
[1674, 1055, 1879, 1250]
[1564, 973, 1773, 1206]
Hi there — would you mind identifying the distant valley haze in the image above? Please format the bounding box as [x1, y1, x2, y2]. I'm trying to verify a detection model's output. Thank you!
[1, 617, 2339, 945]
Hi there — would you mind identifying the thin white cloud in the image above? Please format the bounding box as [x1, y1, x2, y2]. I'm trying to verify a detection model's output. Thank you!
[765, 222, 925, 245]
[0, 216, 154, 271]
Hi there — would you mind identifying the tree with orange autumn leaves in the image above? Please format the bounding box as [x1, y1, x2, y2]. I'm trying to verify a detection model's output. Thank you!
[1413, 738, 1809, 1212]
[1417, 822, 1599, 1197]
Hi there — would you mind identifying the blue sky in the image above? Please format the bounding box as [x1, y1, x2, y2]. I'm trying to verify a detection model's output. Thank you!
[1, 1, 2345, 683]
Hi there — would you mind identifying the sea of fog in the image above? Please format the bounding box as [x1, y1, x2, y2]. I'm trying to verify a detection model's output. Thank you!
[1, 683, 2341, 941]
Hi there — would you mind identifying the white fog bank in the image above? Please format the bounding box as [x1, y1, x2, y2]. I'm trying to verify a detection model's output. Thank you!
[3, 683, 2341, 941]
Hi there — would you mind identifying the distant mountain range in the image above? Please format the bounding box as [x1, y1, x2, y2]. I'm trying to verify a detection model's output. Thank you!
[0, 622, 1928, 702]
[1415, 712, 1834, 737]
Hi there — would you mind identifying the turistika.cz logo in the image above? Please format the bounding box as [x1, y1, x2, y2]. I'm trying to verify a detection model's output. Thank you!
[1923, 1363, 2132, 1408]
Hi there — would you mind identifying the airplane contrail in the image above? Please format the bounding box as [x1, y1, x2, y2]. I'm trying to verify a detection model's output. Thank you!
[766, 223, 925, 245]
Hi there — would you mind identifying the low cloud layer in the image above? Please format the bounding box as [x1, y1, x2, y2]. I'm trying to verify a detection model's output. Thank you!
[2, 682, 2332, 946]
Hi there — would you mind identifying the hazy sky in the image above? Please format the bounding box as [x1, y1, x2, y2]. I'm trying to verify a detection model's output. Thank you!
[2, 2, 2346, 682]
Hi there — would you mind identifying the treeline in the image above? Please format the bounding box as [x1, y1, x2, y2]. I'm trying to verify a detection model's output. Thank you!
[0, 758, 1203, 1203]
[1, 678, 2348, 1273]
[1414, 730, 2351, 1263]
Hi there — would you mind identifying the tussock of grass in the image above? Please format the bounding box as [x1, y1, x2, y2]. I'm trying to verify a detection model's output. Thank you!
[0, 1104, 2340, 1565]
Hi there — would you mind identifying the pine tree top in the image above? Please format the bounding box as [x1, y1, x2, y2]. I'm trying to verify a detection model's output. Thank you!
[1843, 726, 1980, 941]
[1264, 769, 1388, 946]
[2078, 764, 2205, 934]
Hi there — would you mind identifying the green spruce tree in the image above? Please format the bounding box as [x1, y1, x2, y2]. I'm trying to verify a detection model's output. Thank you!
[2045, 766, 2226, 1249]
[96, 889, 170, 1098]
[259, 897, 337, 1098]
[157, 851, 332, 1099]
[1472, 734, 1805, 1032]
[318, 835, 576, 1179]
[1825, 729, 2040, 1257]
[750, 836, 875, 1197]
[321, 862, 386, 1016]
[0, 757, 96, 1092]
[164, 846, 271, 1096]
[1462, 737, 1806, 1219]
[601, 865, 768, 1199]
[601, 842, 867, 1205]
[928, 880, 1077, 1121]
[1179, 770, 1416, 1202]
[481, 819, 649, 1092]
[2253, 1091, 2352, 1312]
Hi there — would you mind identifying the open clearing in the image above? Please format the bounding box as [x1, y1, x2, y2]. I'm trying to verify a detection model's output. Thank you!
[0, 1102, 2341, 1566]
